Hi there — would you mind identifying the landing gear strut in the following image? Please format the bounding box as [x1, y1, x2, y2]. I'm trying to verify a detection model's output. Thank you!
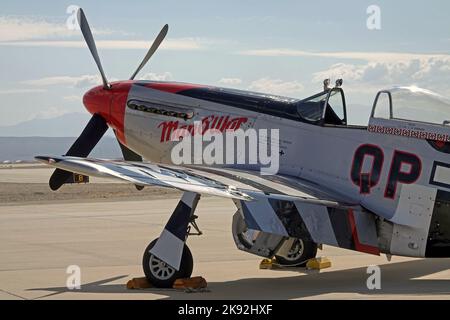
[142, 192, 201, 288]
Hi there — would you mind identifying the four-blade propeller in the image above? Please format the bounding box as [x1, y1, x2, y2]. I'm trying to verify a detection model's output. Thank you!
[48, 8, 167, 190]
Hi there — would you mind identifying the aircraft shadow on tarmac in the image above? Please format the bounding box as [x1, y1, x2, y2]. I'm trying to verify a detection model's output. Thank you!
[29, 259, 450, 299]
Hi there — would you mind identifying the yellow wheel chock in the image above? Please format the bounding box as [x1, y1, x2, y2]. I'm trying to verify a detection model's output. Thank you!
[305, 257, 332, 270]
[259, 257, 331, 270]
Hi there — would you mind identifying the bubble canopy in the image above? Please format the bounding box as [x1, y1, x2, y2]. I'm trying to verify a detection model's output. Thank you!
[372, 86, 450, 126]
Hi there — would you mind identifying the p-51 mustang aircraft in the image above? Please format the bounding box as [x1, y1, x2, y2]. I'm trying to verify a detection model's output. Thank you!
[37, 8, 450, 287]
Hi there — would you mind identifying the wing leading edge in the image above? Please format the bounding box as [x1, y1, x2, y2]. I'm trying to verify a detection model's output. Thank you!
[35, 155, 359, 208]
[35, 155, 251, 200]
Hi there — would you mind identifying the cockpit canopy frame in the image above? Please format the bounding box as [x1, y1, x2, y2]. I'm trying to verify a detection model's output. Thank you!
[370, 86, 450, 127]
[295, 87, 348, 126]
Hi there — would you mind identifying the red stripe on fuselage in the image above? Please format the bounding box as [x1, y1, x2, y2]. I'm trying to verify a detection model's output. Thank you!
[347, 209, 380, 255]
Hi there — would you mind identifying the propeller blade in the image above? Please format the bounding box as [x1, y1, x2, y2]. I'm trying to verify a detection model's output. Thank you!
[117, 140, 143, 162]
[77, 8, 109, 88]
[49, 114, 108, 190]
[130, 24, 169, 80]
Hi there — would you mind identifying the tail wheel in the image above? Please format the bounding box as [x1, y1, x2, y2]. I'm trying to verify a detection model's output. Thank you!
[142, 238, 193, 288]
[275, 238, 317, 267]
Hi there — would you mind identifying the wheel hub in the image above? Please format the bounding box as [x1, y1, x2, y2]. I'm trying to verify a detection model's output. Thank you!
[284, 239, 304, 261]
[149, 254, 176, 280]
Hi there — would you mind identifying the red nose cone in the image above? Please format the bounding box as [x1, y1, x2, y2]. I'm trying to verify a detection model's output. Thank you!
[83, 85, 111, 121]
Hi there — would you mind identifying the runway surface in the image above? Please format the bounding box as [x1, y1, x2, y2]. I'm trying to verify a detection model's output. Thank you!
[0, 166, 449, 299]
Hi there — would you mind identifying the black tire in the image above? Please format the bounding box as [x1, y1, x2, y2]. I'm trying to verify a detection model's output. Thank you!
[275, 238, 317, 267]
[142, 238, 193, 288]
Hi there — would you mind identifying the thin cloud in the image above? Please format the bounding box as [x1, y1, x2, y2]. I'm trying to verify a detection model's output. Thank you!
[0, 16, 200, 51]
[33, 106, 72, 120]
[0, 38, 204, 50]
[239, 49, 450, 63]
[23, 72, 174, 89]
[140, 72, 173, 81]
[219, 78, 243, 85]
[0, 88, 47, 95]
[22, 75, 103, 88]
[63, 95, 82, 102]
[0, 16, 112, 42]
[248, 78, 304, 96]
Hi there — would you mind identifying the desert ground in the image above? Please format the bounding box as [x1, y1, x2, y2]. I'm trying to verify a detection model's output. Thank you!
[0, 164, 449, 300]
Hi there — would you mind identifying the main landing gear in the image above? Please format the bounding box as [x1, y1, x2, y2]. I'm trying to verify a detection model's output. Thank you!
[274, 238, 317, 267]
[142, 193, 201, 288]
[232, 210, 317, 267]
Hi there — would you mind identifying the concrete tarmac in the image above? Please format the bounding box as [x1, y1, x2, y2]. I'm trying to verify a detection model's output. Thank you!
[0, 167, 449, 299]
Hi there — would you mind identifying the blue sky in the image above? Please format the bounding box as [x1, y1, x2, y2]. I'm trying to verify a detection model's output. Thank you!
[1, 0, 450, 130]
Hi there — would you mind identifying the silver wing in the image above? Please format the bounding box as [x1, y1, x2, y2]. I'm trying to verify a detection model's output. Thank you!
[35, 155, 357, 206]
[36, 155, 252, 200]
[36, 155, 380, 255]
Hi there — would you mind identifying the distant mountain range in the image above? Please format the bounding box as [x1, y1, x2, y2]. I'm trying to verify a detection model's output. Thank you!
[0, 136, 122, 162]
[0, 113, 105, 137]
[0, 113, 123, 161]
